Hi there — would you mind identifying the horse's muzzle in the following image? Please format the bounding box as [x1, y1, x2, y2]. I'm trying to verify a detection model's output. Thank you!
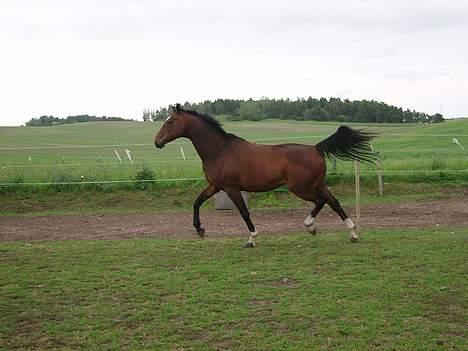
[154, 141, 164, 149]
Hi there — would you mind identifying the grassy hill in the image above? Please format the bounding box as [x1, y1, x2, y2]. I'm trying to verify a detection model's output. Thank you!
[0, 119, 467, 187]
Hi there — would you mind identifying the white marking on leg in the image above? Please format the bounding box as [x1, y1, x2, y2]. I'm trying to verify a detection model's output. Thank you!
[344, 218, 354, 229]
[248, 230, 257, 246]
[304, 215, 317, 234]
[344, 218, 358, 240]
[304, 215, 315, 227]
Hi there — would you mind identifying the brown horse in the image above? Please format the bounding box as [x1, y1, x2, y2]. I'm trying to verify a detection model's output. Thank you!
[154, 104, 375, 247]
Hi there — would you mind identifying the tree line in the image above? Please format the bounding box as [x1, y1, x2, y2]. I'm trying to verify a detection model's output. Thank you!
[144, 98, 444, 123]
[25, 115, 133, 126]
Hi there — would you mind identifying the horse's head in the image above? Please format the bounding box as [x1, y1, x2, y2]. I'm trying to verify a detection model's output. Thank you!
[154, 104, 188, 149]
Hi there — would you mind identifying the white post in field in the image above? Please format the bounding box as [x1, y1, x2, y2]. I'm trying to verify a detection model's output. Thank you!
[180, 146, 186, 160]
[114, 150, 122, 163]
[452, 138, 465, 151]
[125, 149, 134, 164]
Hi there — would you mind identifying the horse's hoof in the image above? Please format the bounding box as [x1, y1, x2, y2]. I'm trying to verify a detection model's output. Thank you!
[350, 236, 359, 243]
[244, 242, 256, 248]
[307, 226, 317, 235]
[197, 228, 205, 238]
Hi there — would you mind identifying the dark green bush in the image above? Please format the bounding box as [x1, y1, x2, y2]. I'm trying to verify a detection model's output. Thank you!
[134, 164, 156, 189]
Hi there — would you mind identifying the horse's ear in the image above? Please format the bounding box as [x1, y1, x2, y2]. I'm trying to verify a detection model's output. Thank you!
[175, 103, 182, 112]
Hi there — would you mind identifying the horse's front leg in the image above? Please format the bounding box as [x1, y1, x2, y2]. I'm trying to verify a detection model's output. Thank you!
[224, 188, 257, 248]
[193, 184, 219, 238]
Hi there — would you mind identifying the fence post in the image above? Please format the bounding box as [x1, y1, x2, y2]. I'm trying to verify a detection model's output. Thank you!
[354, 161, 361, 236]
[377, 157, 383, 196]
[114, 150, 122, 163]
[180, 146, 186, 160]
[125, 149, 134, 164]
[452, 138, 465, 150]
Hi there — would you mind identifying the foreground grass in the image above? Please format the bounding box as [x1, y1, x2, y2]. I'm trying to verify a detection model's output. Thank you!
[1, 229, 466, 350]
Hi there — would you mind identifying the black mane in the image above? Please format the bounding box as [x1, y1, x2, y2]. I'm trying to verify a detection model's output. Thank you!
[175, 104, 230, 137]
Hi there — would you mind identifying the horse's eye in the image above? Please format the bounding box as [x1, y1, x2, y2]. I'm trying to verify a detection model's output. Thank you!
[167, 120, 175, 125]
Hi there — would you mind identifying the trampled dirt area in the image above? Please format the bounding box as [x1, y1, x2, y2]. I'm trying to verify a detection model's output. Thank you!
[1, 198, 467, 242]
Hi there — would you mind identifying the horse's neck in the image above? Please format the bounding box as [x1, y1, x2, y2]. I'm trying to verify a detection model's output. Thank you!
[187, 124, 228, 162]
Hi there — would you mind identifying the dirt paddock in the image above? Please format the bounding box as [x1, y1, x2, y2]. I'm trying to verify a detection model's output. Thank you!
[1, 198, 467, 242]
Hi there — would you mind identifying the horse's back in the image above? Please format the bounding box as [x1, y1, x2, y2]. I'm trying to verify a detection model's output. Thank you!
[217, 140, 288, 191]
[215, 140, 325, 192]
[227, 141, 324, 174]
[277, 143, 324, 166]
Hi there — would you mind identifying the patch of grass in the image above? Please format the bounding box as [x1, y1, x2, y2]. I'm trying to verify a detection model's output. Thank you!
[0, 183, 465, 217]
[0, 229, 466, 350]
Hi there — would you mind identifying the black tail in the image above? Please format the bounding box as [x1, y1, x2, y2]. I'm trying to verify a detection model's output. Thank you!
[316, 126, 377, 164]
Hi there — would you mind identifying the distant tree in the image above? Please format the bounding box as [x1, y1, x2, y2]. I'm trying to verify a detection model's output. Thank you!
[304, 106, 330, 121]
[25, 114, 132, 126]
[145, 97, 437, 124]
[150, 108, 168, 121]
[430, 113, 445, 123]
[239, 101, 265, 121]
[142, 109, 151, 122]
[336, 114, 348, 122]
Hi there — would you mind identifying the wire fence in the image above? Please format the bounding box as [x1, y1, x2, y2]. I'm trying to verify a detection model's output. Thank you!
[1, 169, 467, 187]
[1, 132, 466, 188]
[1, 159, 202, 169]
[1, 140, 466, 169]
[0, 177, 206, 187]
[2, 147, 467, 169]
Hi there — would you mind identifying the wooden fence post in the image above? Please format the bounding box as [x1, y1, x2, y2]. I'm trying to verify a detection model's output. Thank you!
[377, 157, 383, 196]
[354, 161, 361, 236]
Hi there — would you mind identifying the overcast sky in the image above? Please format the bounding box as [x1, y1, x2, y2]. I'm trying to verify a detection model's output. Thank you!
[1, 0, 467, 125]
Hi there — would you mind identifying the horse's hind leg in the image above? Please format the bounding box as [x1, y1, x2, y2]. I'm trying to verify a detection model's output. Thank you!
[288, 186, 327, 235]
[304, 199, 326, 235]
[291, 183, 358, 242]
[224, 188, 257, 248]
[321, 188, 359, 243]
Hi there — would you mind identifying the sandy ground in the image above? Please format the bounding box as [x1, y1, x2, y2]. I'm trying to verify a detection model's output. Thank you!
[1, 198, 467, 242]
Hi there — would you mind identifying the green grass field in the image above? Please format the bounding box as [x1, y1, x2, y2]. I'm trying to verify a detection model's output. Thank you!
[1, 119, 467, 188]
[1, 229, 466, 350]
